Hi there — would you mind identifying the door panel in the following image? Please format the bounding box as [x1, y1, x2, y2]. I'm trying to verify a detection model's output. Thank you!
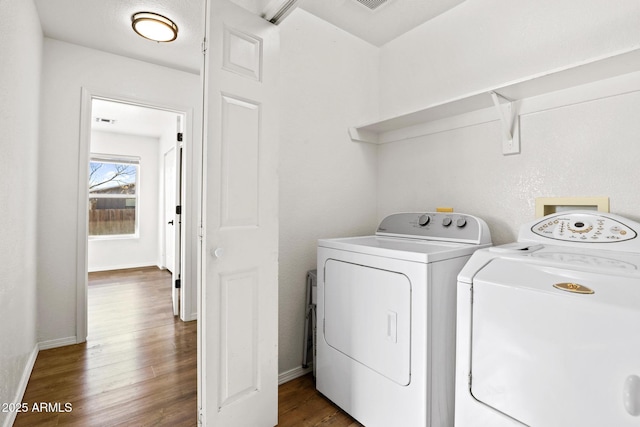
[201, 0, 279, 425]
[219, 269, 259, 406]
[324, 259, 411, 386]
[220, 95, 260, 228]
[223, 26, 262, 80]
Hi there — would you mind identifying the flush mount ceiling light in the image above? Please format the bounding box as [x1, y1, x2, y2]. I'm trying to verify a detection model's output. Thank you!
[131, 12, 178, 42]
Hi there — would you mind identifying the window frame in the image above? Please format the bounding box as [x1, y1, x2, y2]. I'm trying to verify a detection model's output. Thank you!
[88, 154, 141, 240]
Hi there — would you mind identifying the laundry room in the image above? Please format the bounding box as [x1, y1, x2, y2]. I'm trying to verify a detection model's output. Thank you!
[3, 0, 640, 426]
[278, 0, 640, 379]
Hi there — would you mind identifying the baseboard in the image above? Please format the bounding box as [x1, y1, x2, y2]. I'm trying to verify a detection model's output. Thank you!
[38, 336, 77, 350]
[2, 343, 38, 427]
[278, 365, 313, 385]
[87, 262, 158, 273]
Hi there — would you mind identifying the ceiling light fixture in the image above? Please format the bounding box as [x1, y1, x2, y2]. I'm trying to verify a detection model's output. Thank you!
[131, 12, 178, 42]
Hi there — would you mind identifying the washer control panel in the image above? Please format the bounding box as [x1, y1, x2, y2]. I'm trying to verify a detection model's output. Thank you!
[518, 210, 640, 253]
[528, 212, 638, 243]
[376, 212, 491, 245]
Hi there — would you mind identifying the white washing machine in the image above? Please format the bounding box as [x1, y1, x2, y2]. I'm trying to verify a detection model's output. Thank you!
[455, 210, 640, 427]
[317, 212, 491, 427]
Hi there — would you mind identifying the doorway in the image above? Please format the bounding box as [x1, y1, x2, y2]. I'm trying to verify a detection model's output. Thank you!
[79, 93, 196, 341]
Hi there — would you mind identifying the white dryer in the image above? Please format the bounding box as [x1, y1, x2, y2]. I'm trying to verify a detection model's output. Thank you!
[455, 210, 640, 427]
[317, 212, 491, 427]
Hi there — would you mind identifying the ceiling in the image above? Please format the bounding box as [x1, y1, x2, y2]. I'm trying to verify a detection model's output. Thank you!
[34, 0, 205, 74]
[92, 99, 178, 138]
[299, 0, 465, 47]
[34, 0, 464, 75]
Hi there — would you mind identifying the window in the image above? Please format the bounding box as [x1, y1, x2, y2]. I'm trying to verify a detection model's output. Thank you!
[89, 156, 140, 237]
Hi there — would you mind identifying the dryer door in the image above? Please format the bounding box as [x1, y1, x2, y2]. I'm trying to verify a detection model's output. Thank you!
[470, 258, 640, 427]
[324, 259, 411, 386]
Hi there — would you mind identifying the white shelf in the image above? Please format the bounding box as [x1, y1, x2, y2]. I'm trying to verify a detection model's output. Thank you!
[350, 47, 640, 145]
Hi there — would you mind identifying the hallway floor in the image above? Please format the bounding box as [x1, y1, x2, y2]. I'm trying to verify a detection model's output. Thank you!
[15, 267, 197, 426]
[14, 267, 359, 426]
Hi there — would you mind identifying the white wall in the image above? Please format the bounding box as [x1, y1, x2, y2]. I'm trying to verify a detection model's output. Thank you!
[38, 38, 201, 345]
[0, 0, 41, 425]
[88, 131, 161, 272]
[377, 0, 640, 244]
[30, 0, 640, 387]
[379, 0, 640, 118]
[277, 9, 380, 375]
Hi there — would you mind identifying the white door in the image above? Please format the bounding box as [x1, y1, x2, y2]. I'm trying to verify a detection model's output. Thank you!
[200, 0, 279, 426]
[164, 147, 176, 273]
[164, 144, 181, 316]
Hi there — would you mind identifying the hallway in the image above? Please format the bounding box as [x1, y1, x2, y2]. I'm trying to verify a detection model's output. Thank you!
[13, 267, 358, 426]
[15, 267, 197, 426]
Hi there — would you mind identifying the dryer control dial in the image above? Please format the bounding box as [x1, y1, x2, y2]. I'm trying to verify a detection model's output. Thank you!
[376, 212, 491, 244]
[456, 218, 467, 228]
[418, 214, 431, 227]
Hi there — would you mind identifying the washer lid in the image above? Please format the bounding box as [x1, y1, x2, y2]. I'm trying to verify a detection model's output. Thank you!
[468, 258, 640, 426]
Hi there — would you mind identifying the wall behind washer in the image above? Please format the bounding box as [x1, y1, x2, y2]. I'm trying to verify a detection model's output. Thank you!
[377, 0, 640, 244]
[278, 9, 380, 375]
[378, 84, 640, 244]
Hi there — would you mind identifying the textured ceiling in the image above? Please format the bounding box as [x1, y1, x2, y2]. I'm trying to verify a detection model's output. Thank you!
[34, 0, 205, 74]
[299, 0, 466, 47]
[35, 0, 465, 136]
[34, 0, 465, 76]
[92, 99, 179, 138]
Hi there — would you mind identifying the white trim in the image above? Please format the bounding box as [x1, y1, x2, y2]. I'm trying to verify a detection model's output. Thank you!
[78, 88, 199, 343]
[162, 146, 175, 273]
[278, 365, 313, 385]
[87, 262, 160, 273]
[38, 336, 78, 350]
[180, 107, 199, 322]
[90, 153, 141, 164]
[88, 234, 141, 241]
[77, 88, 92, 344]
[2, 344, 39, 427]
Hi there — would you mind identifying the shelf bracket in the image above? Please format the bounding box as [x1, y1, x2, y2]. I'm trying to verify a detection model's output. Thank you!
[490, 91, 520, 155]
[349, 127, 379, 144]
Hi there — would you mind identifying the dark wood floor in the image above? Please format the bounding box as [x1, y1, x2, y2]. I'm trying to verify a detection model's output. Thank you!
[15, 267, 358, 426]
[279, 375, 362, 427]
[15, 267, 197, 427]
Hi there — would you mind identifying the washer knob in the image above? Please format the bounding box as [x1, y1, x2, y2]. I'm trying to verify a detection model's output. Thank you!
[442, 217, 452, 227]
[418, 214, 431, 226]
[456, 218, 467, 228]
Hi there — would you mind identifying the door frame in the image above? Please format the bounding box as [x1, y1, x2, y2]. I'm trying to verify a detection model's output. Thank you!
[77, 88, 199, 341]
[163, 143, 182, 316]
[163, 145, 178, 273]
